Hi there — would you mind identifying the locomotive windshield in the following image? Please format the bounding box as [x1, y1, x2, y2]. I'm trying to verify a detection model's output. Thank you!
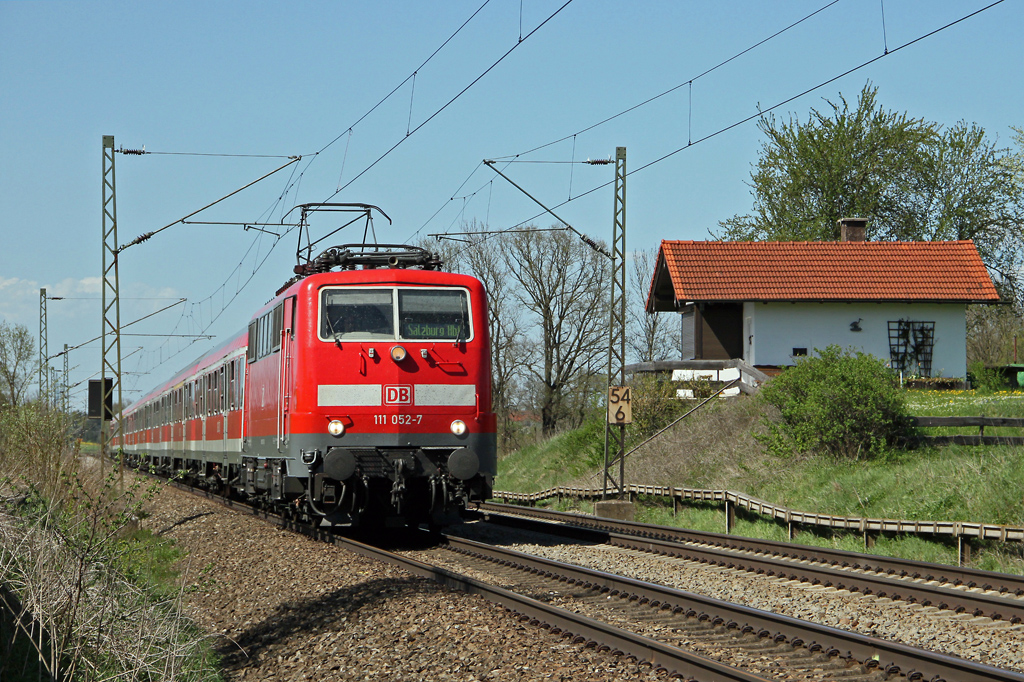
[321, 290, 395, 339]
[320, 287, 471, 341]
[397, 289, 469, 340]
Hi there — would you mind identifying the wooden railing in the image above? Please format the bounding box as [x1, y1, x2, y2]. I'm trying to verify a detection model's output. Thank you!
[490, 484, 1024, 565]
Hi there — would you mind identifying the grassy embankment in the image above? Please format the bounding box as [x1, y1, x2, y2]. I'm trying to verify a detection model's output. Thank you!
[493, 389, 1024, 574]
[0, 404, 222, 682]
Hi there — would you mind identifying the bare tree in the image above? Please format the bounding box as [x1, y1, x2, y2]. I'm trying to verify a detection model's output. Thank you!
[413, 234, 464, 273]
[0, 320, 37, 407]
[627, 248, 676, 363]
[505, 226, 608, 435]
[459, 223, 528, 450]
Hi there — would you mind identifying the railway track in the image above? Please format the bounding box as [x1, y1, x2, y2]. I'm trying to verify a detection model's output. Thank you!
[152, 475, 1024, 681]
[165, 481, 767, 681]
[473, 502, 1024, 623]
[407, 534, 1024, 682]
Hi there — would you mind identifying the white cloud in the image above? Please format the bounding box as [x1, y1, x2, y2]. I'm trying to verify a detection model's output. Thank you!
[0, 275, 185, 343]
[0, 276, 44, 326]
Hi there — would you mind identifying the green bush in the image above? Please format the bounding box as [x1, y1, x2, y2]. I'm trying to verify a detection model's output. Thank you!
[554, 417, 606, 476]
[757, 345, 912, 460]
[967, 361, 1009, 393]
[625, 373, 690, 444]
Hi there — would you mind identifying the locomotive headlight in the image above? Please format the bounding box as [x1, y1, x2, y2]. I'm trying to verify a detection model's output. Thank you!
[327, 419, 346, 437]
[450, 419, 467, 436]
[390, 345, 408, 362]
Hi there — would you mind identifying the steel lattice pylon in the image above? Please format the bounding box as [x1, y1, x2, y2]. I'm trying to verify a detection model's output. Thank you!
[101, 135, 123, 473]
[603, 147, 627, 499]
[63, 344, 69, 415]
[39, 288, 48, 404]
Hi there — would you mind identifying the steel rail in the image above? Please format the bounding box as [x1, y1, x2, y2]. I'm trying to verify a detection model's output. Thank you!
[477, 502, 1024, 597]
[333, 534, 774, 682]
[442, 534, 1024, 682]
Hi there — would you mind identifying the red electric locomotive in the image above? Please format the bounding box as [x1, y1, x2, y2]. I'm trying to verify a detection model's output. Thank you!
[117, 237, 496, 528]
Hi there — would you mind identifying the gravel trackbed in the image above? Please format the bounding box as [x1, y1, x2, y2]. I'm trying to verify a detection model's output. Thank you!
[142, 483, 667, 681]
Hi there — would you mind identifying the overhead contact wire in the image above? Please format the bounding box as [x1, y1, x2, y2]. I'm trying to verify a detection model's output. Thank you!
[407, 73, 417, 136]
[142, 151, 294, 158]
[568, 135, 576, 200]
[688, 81, 692, 145]
[327, 0, 575, 201]
[880, 0, 890, 54]
[120, 156, 301, 252]
[312, 0, 493, 159]
[428, 0, 842, 244]
[491, 0, 842, 161]
[631, 0, 1006, 178]
[407, 159, 513, 242]
[483, 0, 1007, 236]
[262, 0, 498, 248]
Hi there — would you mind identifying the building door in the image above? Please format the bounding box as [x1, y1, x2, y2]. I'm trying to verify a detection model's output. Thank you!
[700, 303, 743, 359]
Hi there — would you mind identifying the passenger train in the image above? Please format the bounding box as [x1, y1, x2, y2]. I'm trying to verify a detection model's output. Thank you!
[115, 242, 496, 528]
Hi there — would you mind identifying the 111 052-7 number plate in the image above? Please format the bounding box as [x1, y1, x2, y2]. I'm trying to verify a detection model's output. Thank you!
[373, 414, 424, 425]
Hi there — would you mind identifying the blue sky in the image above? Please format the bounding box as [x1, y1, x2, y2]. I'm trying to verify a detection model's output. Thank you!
[1, 0, 1021, 406]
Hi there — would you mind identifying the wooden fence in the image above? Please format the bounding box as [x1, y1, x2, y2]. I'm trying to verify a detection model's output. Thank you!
[491, 484, 1024, 566]
[910, 416, 1024, 446]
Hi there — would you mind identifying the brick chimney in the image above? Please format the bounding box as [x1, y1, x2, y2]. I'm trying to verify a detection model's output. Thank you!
[838, 217, 867, 242]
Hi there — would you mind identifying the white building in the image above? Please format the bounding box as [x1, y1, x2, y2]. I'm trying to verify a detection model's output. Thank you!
[646, 226, 1000, 378]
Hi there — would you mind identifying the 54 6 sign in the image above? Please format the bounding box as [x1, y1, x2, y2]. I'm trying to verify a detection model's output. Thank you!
[607, 386, 632, 425]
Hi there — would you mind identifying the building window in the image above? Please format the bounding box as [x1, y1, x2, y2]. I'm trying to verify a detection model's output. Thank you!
[792, 347, 807, 357]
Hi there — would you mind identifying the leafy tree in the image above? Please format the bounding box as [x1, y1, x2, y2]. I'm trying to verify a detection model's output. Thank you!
[0, 320, 37, 407]
[1006, 126, 1024, 188]
[916, 121, 1024, 298]
[717, 83, 1024, 299]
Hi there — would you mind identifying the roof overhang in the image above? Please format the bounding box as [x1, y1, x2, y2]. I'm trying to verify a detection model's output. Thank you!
[646, 249, 679, 312]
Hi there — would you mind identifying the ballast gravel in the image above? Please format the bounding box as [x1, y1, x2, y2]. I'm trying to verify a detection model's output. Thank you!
[140, 484, 668, 681]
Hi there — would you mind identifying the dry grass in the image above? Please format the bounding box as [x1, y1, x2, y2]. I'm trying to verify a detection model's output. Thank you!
[570, 396, 790, 491]
[0, 403, 218, 681]
[0, 405, 79, 504]
[1, 493, 216, 681]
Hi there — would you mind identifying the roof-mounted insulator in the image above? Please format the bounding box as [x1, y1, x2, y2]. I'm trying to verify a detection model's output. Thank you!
[293, 243, 443, 278]
[117, 146, 147, 155]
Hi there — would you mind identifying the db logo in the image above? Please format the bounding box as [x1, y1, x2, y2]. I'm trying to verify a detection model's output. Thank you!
[383, 385, 413, 405]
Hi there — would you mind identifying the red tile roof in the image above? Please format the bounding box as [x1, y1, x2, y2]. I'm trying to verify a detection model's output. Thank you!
[653, 240, 1000, 304]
